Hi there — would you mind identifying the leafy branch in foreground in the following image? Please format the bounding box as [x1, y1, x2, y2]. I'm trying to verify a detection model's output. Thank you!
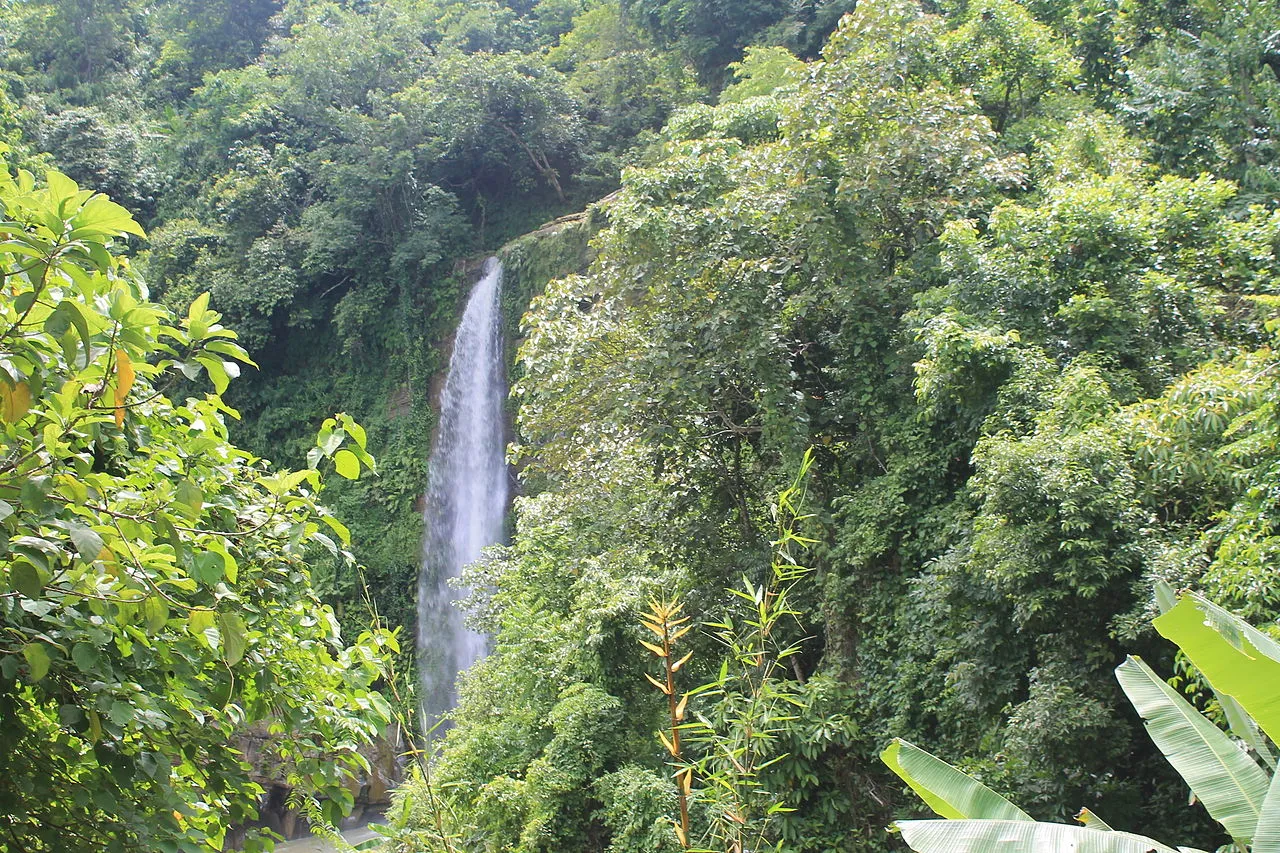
[882, 584, 1280, 853]
[0, 163, 391, 852]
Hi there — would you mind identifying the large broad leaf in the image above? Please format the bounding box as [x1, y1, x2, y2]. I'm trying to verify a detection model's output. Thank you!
[1116, 655, 1270, 842]
[1254, 770, 1280, 853]
[896, 819, 1179, 853]
[1154, 595, 1280, 749]
[881, 738, 1032, 821]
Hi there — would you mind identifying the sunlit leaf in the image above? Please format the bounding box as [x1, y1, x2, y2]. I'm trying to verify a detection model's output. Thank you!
[113, 349, 135, 427]
[1116, 655, 1269, 842]
[896, 819, 1179, 852]
[882, 738, 1032, 821]
[22, 643, 51, 682]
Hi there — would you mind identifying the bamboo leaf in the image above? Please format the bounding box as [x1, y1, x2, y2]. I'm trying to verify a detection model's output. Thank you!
[1116, 655, 1270, 842]
[881, 738, 1033, 821]
[644, 671, 672, 694]
[640, 639, 667, 657]
[896, 819, 1179, 853]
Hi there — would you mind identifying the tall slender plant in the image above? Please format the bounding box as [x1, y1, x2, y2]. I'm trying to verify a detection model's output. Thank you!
[641, 598, 696, 849]
[642, 450, 817, 853]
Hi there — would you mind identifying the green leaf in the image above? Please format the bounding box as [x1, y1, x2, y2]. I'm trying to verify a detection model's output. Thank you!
[319, 513, 351, 546]
[1255, 771, 1280, 853]
[881, 739, 1033, 821]
[108, 698, 134, 727]
[318, 427, 344, 457]
[195, 355, 230, 393]
[212, 542, 238, 585]
[220, 613, 248, 666]
[345, 419, 367, 449]
[175, 480, 203, 516]
[187, 608, 216, 636]
[144, 596, 169, 633]
[191, 551, 225, 586]
[45, 170, 79, 210]
[69, 524, 104, 561]
[1115, 655, 1270, 842]
[1220, 693, 1276, 771]
[23, 643, 51, 681]
[1154, 596, 1280, 748]
[69, 193, 147, 238]
[333, 449, 360, 480]
[895, 820, 1179, 853]
[72, 643, 99, 673]
[10, 562, 43, 598]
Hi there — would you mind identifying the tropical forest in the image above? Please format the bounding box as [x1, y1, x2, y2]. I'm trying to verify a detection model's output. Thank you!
[2, 0, 1280, 851]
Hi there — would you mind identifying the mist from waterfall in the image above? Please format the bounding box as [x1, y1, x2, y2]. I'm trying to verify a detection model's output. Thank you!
[417, 257, 509, 730]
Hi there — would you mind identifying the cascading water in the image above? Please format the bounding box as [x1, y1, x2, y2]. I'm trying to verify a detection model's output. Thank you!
[417, 257, 509, 729]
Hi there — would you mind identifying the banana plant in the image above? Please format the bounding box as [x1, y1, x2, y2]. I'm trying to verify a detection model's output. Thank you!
[882, 590, 1280, 853]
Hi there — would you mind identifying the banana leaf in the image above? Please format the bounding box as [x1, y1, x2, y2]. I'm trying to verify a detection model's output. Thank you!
[1076, 807, 1114, 830]
[1116, 655, 1270, 842]
[1154, 595, 1280, 750]
[895, 819, 1178, 853]
[881, 738, 1032, 821]
[1254, 769, 1280, 853]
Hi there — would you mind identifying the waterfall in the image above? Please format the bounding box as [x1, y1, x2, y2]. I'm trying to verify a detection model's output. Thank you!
[417, 257, 509, 729]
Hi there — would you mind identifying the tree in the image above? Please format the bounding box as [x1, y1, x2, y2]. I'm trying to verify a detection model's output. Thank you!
[0, 163, 391, 852]
[400, 51, 586, 207]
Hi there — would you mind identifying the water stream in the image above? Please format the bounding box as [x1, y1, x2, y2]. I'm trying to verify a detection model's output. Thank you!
[417, 257, 509, 729]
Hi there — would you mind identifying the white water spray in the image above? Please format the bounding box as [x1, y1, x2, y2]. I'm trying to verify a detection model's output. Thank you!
[418, 257, 509, 728]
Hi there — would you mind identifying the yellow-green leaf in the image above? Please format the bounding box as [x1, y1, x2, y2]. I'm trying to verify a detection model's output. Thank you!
[0, 381, 32, 422]
[23, 643, 51, 681]
[113, 349, 135, 427]
[333, 449, 360, 480]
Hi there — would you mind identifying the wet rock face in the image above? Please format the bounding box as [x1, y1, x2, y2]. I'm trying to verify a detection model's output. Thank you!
[227, 725, 406, 846]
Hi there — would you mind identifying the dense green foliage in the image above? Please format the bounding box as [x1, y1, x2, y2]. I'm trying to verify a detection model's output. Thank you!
[394, 0, 1280, 851]
[0, 0, 713, 666]
[0, 162, 392, 851]
[5, 0, 1280, 851]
